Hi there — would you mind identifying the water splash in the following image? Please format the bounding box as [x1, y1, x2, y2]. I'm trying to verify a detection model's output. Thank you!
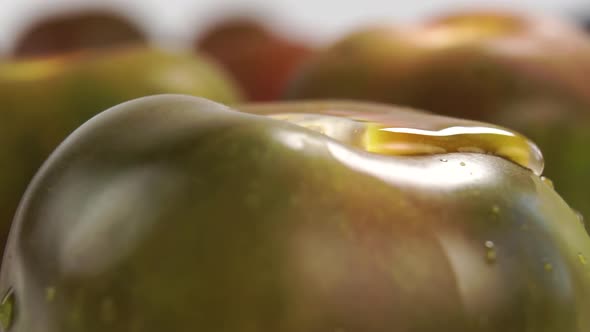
[241, 102, 544, 175]
[484, 241, 497, 264]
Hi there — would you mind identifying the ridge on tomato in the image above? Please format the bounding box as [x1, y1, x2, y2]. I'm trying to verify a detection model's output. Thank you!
[285, 11, 590, 219]
[0, 48, 243, 259]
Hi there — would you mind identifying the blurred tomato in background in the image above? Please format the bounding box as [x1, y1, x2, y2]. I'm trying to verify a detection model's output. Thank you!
[195, 16, 312, 101]
[12, 10, 147, 58]
[0, 0, 589, 54]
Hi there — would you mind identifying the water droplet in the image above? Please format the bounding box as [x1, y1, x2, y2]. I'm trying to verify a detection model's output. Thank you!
[440, 158, 448, 162]
[575, 210, 589, 235]
[0, 288, 15, 330]
[541, 176, 554, 189]
[492, 205, 500, 214]
[240, 102, 544, 175]
[484, 241, 496, 263]
[45, 287, 56, 303]
[579, 253, 588, 265]
[486, 250, 497, 263]
[544, 263, 553, 272]
[577, 211, 585, 224]
[460, 161, 466, 166]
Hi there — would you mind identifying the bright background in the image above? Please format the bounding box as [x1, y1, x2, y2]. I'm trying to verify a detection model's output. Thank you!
[1, 0, 589, 53]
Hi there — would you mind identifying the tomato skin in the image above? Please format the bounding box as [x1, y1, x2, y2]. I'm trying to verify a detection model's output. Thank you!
[1, 95, 588, 332]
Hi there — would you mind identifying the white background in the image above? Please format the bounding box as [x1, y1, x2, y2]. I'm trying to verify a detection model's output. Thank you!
[0, 0, 588, 53]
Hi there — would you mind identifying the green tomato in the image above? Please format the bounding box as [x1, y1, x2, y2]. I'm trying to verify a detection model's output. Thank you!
[0, 95, 588, 332]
